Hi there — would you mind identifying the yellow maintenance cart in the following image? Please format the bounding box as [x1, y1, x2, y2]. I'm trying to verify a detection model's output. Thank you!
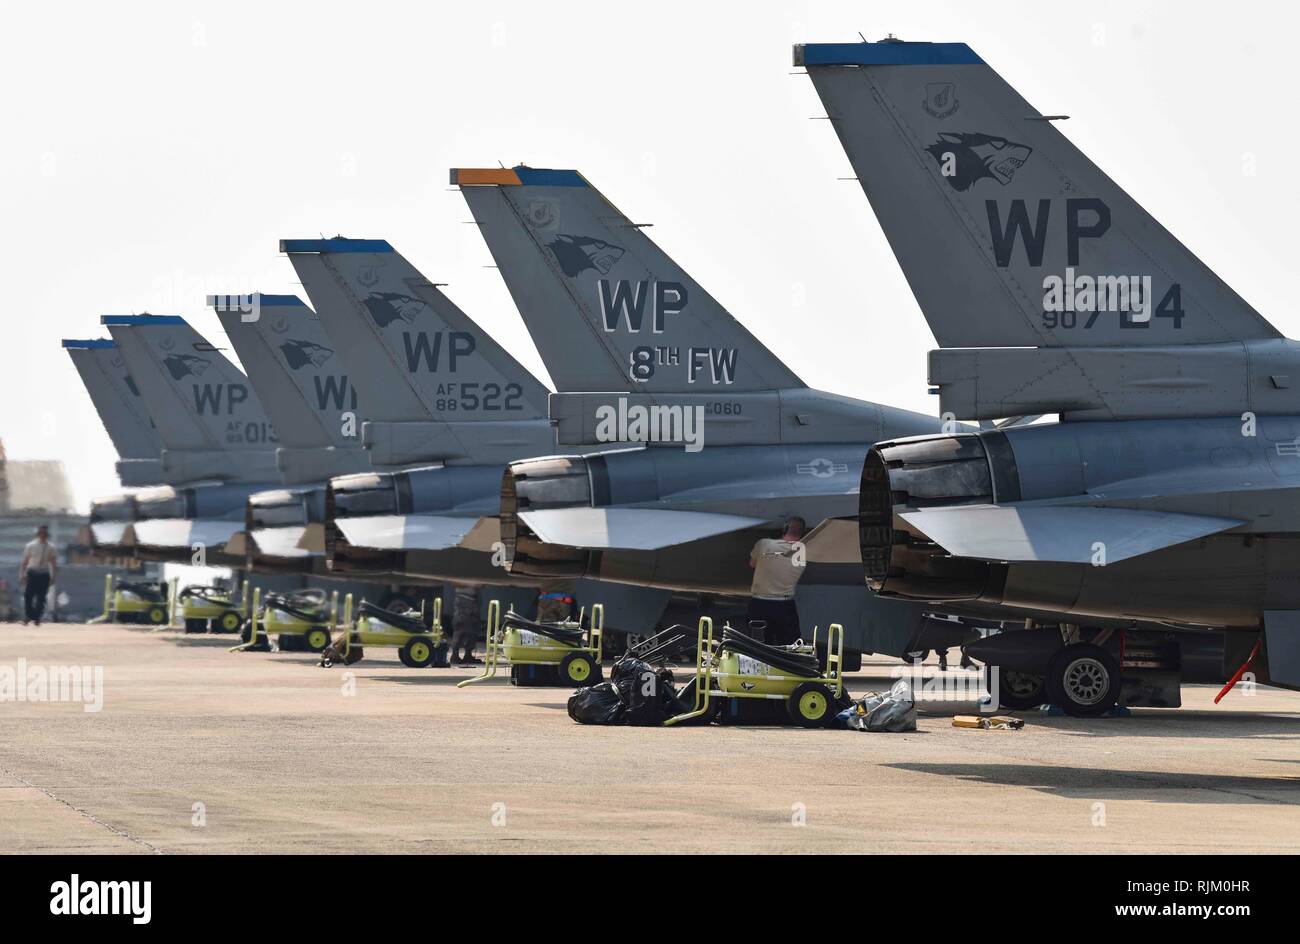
[666, 619, 847, 727]
[233, 588, 337, 653]
[319, 595, 448, 668]
[106, 578, 171, 626]
[179, 583, 247, 634]
[458, 601, 604, 688]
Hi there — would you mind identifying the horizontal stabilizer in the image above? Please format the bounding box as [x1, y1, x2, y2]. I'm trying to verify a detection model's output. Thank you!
[518, 507, 768, 551]
[459, 516, 502, 553]
[89, 521, 131, 548]
[127, 518, 245, 551]
[335, 514, 480, 552]
[249, 526, 313, 560]
[899, 503, 1242, 564]
[800, 517, 862, 564]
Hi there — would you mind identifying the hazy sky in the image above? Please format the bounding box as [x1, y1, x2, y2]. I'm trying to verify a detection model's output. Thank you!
[4, 1, 1297, 511]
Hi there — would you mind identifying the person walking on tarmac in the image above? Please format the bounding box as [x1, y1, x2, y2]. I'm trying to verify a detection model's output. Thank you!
[451, 585, 483, 665]
[746, 516, 806, 646]
[19, 525, 58, 626]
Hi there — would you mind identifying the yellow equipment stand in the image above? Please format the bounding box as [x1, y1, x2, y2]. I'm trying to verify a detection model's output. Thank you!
[325, 595, 446, 668]
[107, 577, 171, 627]
[665, 618, 845, 728]
[457, 601, 604, 688]
[178, 582, 247, 634]
[229, 588, 336, 653]
[87, 574, 113, 624]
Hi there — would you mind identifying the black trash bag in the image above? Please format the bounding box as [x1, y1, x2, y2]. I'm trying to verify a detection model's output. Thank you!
[567, 682, 625, 725]
[612, 656, 679, 726]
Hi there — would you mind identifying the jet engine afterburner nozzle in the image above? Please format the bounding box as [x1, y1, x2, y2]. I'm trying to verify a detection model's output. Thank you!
[499, 455, 595, 578]
[859, 432, 1013, 602]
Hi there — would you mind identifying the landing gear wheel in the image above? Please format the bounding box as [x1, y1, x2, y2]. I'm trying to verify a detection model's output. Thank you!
[902, 649, 929, 665]
[787, 681, 837, 728]
[1046, 644, 1121, 718]
[303, 626, 331, 653]
[147, 606, 168, 626]
[217, 610, 242, 633]
[399, 637, 435, 668]
[559, 651, 599, 686]
[184, 618, 207, 634]
[985, 666, 1047, 711]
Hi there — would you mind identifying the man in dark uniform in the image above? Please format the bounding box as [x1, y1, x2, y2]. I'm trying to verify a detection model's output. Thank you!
[451, 585, 482, 665]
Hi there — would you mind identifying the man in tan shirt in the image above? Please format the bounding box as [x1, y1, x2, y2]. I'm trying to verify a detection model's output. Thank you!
[746, 516, 806, 645]
[19, 525, 58, 625]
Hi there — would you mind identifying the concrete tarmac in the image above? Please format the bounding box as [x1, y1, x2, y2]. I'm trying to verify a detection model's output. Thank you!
[1, 622, 1298, 853]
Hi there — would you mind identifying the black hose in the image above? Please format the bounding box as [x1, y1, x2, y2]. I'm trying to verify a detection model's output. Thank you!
[116, 581, 168, 602]
[179, 585, 232, 606]
[356, 600, 426, 633]
[718, 626, 821, 678]
[502, 610, 585, 645]
[262, 589, 328, 622]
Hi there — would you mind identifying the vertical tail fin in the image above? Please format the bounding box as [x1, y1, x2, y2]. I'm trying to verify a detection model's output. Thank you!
[62, 338, 160, 460]
[797, 40, 1280, 348]
[63, 338, 163, 487]
[212, 293, 371, 481]
[280, 238, 550, 422]
[454, 167, 804, 392]
[102, 315, 279, 483]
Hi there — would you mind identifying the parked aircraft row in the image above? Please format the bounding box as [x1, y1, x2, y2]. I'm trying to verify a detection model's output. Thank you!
[66, 37, 1300, 715]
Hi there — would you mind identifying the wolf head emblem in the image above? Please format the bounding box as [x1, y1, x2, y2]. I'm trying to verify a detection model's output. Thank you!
[546, 234, 625, 278]
[162, 354, 211, 380]
[280, 338, 333, 370]
[363, 291, 425, 328]
[926, 132, 1032, 192]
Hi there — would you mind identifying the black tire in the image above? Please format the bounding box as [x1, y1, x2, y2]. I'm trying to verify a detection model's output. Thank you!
[399, 637, 435, 668]
[984, 665, 1047, 711]
[147, 606, 168, 626]
[559, 651, 599, 686]
[302, 626, 331, 653]
[183, 618, 207, 634]
[239, 620, 254, 644]
[1045, 644, 1121, 718]
[216, 610, 243, 633]
[902, 649, 929, 665]
[786, 681, 837, 728]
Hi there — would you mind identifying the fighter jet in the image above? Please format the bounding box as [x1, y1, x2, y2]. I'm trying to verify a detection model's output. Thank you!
[100, 314, 280, 565]
[281, 237, 672, 631]
[453, 166, 959, 656]
[63, 338, 165, 553]
[797, 37, 1300, 708]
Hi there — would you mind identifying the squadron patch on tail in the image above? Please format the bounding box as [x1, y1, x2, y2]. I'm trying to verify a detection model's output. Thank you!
[923, 82, 959, 119]
[547, 234, 625, 278]
[926, 132, 1031, 192]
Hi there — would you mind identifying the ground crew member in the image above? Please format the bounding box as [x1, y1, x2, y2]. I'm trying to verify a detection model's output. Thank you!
[451, 585, 482, 665]
[19, 525, 57, 626]
[746, 516, 806, 646]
